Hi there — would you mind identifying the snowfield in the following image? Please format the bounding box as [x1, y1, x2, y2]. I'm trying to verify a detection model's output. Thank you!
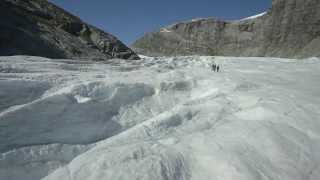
[0, 55, 320, 180]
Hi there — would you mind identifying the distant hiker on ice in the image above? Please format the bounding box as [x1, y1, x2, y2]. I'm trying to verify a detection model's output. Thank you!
[211, 63, 220, 72]
[211, 63, 216, 72]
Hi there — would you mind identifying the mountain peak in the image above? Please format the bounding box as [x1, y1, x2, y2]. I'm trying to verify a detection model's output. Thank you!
[0, 0, 140, 60]
[133, 0, 320, 58]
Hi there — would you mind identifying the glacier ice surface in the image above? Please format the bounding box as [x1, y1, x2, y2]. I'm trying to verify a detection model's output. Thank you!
[0, 55, 319, 180]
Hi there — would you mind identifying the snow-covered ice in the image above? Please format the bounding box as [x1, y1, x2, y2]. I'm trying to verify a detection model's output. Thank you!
[0, 55, 320, 180]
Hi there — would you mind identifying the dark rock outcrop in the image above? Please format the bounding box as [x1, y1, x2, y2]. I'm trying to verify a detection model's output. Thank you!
[0, 0, 140, 60]
[133, 0, 320, 58]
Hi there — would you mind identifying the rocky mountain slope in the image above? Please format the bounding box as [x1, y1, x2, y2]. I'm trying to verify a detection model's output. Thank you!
[0, 0, 139, 60]
[133, 0, 320, 58]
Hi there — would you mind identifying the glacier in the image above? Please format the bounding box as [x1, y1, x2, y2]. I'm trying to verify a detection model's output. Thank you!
[0, 55, 320, 180]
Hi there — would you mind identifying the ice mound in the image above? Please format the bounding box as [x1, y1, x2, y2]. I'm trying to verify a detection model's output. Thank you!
[71, 82, 155, 103]
[235, 81, 260, 92]
[0, 80, 51, 112]
[0, 144, 89, 180]
[160, 80, 194, 91]
[44, 142, 189, 180]
[0, 64, 30, 73]
[0, 82, 155, 153]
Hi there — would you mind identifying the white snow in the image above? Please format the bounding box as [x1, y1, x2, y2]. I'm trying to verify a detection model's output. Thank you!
[138, 54, 152, 59]
[0, 55, 320, 180]
[191, 18, 210, 22]
[160, 28, 172, 33]
[240, 12, 267, 21]
[74, 95, 91, 103]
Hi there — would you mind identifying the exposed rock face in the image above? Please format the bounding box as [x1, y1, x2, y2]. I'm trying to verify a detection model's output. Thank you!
[0, 0, 140, 60]
[133, 0, 320, 58]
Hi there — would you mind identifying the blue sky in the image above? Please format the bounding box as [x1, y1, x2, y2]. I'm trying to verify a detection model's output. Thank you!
[49, 0, 271, 45]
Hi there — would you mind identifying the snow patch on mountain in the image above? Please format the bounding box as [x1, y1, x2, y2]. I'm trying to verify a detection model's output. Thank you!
[160, 28, 172, 33]
[240, 12, 267, 21]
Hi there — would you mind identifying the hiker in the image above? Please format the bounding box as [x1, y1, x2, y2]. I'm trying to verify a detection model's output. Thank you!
[212, 64, 216, 72]
[217, 65, 220, 72]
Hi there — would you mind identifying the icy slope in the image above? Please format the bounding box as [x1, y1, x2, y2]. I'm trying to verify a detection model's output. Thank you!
[0, 56, 320, 180]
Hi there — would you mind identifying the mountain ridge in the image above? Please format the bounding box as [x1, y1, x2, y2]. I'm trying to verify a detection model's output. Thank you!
[133, 0, 320, 58]
[0, 0, 140, 60]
